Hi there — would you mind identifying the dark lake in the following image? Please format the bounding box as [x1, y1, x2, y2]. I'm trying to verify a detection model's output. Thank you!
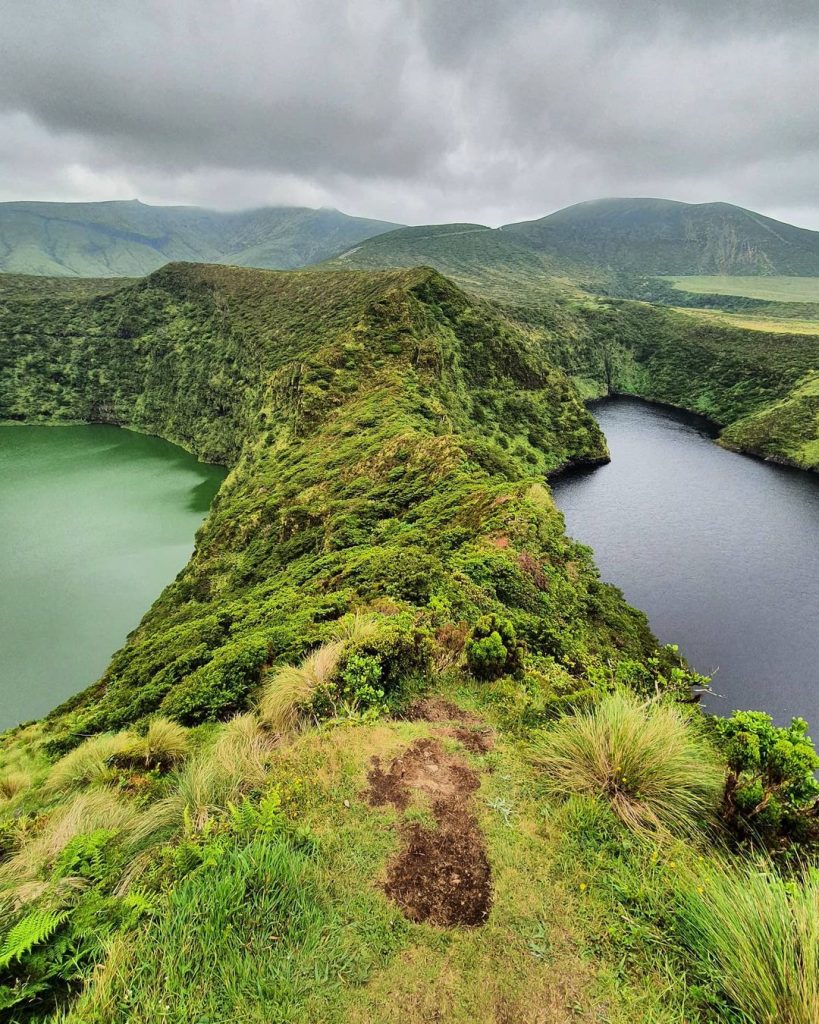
[0, 425, 225, 730]
[551, 397, 819, 725]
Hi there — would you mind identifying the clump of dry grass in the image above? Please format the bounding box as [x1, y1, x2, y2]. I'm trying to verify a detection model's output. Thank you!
[331, 611, 379, 645]
[256, 640, 344, 734]
[126, 714, 277, 860]
[45, 733, 136, 793]
[0, 790, 137, 892]
[0, 770, 32, 801]
[530, 690, 723, 835]
[135, 718, 190, 769]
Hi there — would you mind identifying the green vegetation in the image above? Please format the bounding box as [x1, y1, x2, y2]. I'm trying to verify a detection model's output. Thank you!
[502, 197, 819, 276]
[665, 275, 819, 303]
[678, 859, 819, 1024]
[716, 710, 819, 849]
[529, 690, 723, 834]
[0, 200, 398, 277]
[325, 210, 819, 470]
[1, 259, 819, 1021]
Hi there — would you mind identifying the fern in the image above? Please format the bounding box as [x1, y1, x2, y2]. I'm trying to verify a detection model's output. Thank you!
[0, 909, 69, 970]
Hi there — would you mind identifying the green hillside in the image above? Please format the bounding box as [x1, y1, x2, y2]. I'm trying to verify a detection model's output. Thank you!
[2, 264, 819, 1022]
[323, 215, 819, 470]
[502, 197, 819, 276]
[330, 222, 591, 303]
[0, 200, 399, 277]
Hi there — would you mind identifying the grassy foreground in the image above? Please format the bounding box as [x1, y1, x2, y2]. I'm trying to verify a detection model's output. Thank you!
[1, 263, 819, 1021]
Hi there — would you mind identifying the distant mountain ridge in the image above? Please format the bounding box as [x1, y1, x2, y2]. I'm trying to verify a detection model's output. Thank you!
[501, 198, 819, 276]
[4, 195, 819, 281]
[0, 200, 400, 277]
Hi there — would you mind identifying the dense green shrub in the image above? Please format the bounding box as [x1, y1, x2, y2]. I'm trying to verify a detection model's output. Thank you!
[465, 614, 524, 680]
[159, 635, 271, 724]
[716, 710, 819, 848]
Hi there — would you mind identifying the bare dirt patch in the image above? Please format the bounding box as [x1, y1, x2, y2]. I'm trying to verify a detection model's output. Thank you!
[449, 724, 494, 754]
[404, 697, 478, 723]
[404, 697, 495, 754]
[367, 737, 492, 927]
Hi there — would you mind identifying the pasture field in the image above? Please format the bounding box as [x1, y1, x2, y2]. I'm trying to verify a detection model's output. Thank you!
[664, 275, 819, 303]
[673, 306, 819, 335]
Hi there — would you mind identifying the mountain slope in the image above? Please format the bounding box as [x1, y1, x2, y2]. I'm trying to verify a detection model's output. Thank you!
[502, 197, 819, 276]
[0, 200, 399, 277]
[326, 222, 596, 303]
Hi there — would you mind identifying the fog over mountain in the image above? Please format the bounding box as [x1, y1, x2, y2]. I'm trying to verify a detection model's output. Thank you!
[1, 1, 818, 227]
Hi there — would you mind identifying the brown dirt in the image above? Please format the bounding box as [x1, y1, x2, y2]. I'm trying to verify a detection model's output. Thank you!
[404, 697, 478, 723]
[404, 697, 495, 754]
[367, 737, 492, 927]
[449, 724, 494, 754]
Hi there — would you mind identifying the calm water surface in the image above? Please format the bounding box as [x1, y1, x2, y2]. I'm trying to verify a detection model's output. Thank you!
[552, 397, 819, 724]
[0, 425, 225, 729]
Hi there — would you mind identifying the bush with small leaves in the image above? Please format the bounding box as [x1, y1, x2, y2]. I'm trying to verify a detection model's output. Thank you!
[716, 710, 819, 848]
[465, 615, 524, 680]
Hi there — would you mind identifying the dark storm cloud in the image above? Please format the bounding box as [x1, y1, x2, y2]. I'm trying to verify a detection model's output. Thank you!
[0, 0, 818, 226]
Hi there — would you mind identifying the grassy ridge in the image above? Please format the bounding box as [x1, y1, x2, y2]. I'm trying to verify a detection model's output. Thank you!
[2, 263, 818, 1023]
[1, 263, 647, 740]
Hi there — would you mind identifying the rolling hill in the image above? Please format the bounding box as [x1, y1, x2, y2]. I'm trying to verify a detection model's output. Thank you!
[329, 222, 592, 303]
[502, 197, 819, 276]
[0, 200, 399, 277]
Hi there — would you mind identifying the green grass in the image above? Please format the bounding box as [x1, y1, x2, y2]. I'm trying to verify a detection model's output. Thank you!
[529, 691, 723, 835]
[678, 860, 819, 1024]
[664, 275, 819, 303]
[672, 306, 819, 335]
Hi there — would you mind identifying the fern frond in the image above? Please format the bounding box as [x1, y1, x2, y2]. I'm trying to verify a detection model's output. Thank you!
[0, 908, 69, 968]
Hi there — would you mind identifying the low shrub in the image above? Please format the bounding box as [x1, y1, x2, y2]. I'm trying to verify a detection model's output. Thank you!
[160, 635, 271, 724]
[465, 614, 524, 681]
[716, 710, 819, 849]
[529, 690, 723, 834]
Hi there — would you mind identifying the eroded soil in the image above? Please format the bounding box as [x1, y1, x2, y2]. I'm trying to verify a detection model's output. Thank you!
[367, 726, 493, 927]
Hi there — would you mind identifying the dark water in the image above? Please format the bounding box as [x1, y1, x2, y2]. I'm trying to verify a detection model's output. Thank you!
[551, 397, 819, 725]
[0, 425, 225, 729]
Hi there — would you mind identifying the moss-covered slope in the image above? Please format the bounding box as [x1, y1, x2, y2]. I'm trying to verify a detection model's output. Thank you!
[1, 263, 661, 742]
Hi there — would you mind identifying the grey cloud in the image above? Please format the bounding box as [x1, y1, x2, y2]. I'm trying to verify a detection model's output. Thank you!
[0, 0, 817, 227]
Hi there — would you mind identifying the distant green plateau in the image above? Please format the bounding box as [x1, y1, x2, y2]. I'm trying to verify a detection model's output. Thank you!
[665, 275, 819, 303]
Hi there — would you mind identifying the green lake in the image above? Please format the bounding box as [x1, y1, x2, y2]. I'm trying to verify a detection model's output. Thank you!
[0, 425, 225, 729]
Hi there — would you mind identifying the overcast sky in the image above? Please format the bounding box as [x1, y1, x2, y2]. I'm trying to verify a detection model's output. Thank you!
[1, 0, 818, 227]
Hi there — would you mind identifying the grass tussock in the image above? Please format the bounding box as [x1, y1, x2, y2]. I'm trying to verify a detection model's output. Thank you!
[127, 714, 276, 858]
[257, 640, 344, 734]
[0, 790, 137, 892]
[136, 717, 190, 768]
[679, 860, 819, 1024]
[0, 770, 32, 800]
[45, 733, 136, 793]
[529, 690, 723, 834]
